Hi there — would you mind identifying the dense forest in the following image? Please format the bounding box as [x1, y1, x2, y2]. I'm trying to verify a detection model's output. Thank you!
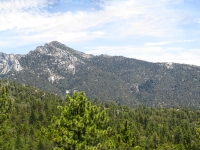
[0, 79, 200, 149]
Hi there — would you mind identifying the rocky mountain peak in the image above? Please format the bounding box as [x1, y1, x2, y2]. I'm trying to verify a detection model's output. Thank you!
[48, 41, 65, 48]
[17, 41, 87, 84]
[48, 41, 94, 59]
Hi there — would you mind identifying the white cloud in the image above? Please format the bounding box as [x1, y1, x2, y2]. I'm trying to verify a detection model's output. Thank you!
[145, 39, 197, 46]
[0, 0, 186, 44]
[85, 45, 200, 66]
[0, 0, 55, 10]
[0, 0, 56, 31]
[85, 45, 165, 58]
[91, 31, 106, 36]
[145, 42, 172, 46]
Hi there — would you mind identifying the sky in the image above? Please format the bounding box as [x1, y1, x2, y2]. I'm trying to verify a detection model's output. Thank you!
[0, 0, 200, 66]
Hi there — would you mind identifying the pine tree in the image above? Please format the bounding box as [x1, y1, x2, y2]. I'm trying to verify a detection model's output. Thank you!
[196, 119, 200, 143]
[116, 119, 136, 149]
[0, 86, 14, 149]
[174, 126, 183, 144]
[44, 92, 109, 150]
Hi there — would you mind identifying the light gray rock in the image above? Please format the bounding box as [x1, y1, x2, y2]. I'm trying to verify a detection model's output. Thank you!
[0, 53, 23, 74]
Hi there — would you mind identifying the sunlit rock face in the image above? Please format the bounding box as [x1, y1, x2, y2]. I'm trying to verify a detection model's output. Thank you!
[0, 41, 85, 83]
[0, 53, 23, 74]
[19, 41, 85, 83]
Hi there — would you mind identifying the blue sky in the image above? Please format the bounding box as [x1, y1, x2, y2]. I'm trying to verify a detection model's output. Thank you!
[0, 0, 200, 66]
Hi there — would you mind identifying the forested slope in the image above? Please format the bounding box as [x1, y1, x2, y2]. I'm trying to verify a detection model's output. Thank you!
[0, 79, 200, 149]
[1, 41, 200, 108]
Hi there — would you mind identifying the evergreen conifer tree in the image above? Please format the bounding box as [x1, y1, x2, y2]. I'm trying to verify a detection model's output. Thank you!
[44, 92, 109, 150]
[0, 86, 14, 149]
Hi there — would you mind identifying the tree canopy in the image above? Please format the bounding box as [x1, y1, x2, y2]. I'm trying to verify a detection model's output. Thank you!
[44, 92, 110, 150]
[0, 80, 200, 149]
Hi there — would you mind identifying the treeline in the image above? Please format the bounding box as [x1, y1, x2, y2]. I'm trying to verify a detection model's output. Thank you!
[0, 79, 200, 149]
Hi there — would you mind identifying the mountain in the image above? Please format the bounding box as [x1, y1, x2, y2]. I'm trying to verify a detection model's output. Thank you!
[1, 41, 200, 108]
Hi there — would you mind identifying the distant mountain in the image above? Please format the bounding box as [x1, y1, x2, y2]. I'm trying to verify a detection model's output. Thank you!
[1, 41, 200, 108]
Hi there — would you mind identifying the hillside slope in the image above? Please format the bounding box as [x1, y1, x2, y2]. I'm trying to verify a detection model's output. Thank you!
[1, 41, 200, 108]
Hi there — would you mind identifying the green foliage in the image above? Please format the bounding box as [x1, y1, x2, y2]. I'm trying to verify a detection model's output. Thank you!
[44, 92, 109, 150]
[0, 86, 14, 149]
[196, 119, 200, 142]
[105, 102, 200, 149]
[0, 79, 200, 149]
[0, 87, 12, 123]
[116, 119, 136, 149]
[0, 79, 62, 149]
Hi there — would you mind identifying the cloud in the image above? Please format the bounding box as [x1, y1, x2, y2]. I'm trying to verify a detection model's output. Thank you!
[145, 39, 197, 46]
[0, 0, 187, 44]
[0, 0, 56, 31]
[145, 42, 172, 46]
[0, 0, 55, 10]
[85, 45, 165, 58]
[91, 31, 106, 36]
[85, 45, 200, 66]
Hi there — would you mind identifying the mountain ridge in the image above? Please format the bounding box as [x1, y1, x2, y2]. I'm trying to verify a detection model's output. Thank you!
[1, 41, 200, 108]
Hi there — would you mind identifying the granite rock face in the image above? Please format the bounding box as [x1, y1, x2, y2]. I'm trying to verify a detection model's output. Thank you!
[0, 53, 23, 74]
[18, 41, 85, 83]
